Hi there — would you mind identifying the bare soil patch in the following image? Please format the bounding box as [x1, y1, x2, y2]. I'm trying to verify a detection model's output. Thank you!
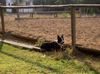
[0, 15, 100, 50]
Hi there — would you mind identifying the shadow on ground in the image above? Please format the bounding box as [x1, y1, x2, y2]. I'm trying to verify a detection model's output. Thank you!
[0, 48, 62, 74]
[0, 35, 100, 73]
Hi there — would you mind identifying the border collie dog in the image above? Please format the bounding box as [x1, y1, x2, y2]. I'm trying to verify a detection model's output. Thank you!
[40, 35, 64, 51]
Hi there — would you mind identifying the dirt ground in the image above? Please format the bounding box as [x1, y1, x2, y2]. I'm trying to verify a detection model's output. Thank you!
[0, 14, 100, 50]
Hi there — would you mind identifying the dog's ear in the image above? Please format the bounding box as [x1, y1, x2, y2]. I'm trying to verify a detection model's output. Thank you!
[61, 34, 64, 39]
[57, 35, 61, 43]
[57, 35, 60, 40]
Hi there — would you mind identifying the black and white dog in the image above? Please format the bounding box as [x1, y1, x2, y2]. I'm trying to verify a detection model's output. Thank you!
[40, 35, 64, 51]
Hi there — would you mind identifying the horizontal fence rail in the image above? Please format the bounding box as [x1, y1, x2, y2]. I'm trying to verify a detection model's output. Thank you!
[0, 4, 100, 52]
[1, 4, 100, 9]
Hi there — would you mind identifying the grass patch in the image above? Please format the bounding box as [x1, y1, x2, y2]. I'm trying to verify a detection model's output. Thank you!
[0, 43, 98, 74]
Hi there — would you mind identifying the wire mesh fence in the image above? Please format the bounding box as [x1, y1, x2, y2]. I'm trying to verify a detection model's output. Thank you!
[76, 17, 100, 49]
[0, 4, 100, 50]
[3, 13, 71, 43]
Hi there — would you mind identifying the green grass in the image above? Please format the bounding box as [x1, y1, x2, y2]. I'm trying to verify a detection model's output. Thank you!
[0, 44, 98, 74]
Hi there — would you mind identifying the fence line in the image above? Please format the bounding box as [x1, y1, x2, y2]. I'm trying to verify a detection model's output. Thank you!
[0, 4, 100, 8]
[0, 4, 100, 51]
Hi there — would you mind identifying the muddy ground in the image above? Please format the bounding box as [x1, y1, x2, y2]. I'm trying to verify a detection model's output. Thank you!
[0, 14, 100, 50]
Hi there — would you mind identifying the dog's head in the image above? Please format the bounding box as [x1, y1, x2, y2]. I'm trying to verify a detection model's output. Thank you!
[57, 34, 64, 44]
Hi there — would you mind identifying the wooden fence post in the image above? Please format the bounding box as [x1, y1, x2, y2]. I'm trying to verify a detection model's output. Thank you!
[16, 8, 20, 19]
[71, 6, 76, 51]
[0, 7, 5, 38]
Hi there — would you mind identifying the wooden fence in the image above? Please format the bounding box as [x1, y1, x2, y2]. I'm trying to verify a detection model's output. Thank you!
[0, 4, 100, 51]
